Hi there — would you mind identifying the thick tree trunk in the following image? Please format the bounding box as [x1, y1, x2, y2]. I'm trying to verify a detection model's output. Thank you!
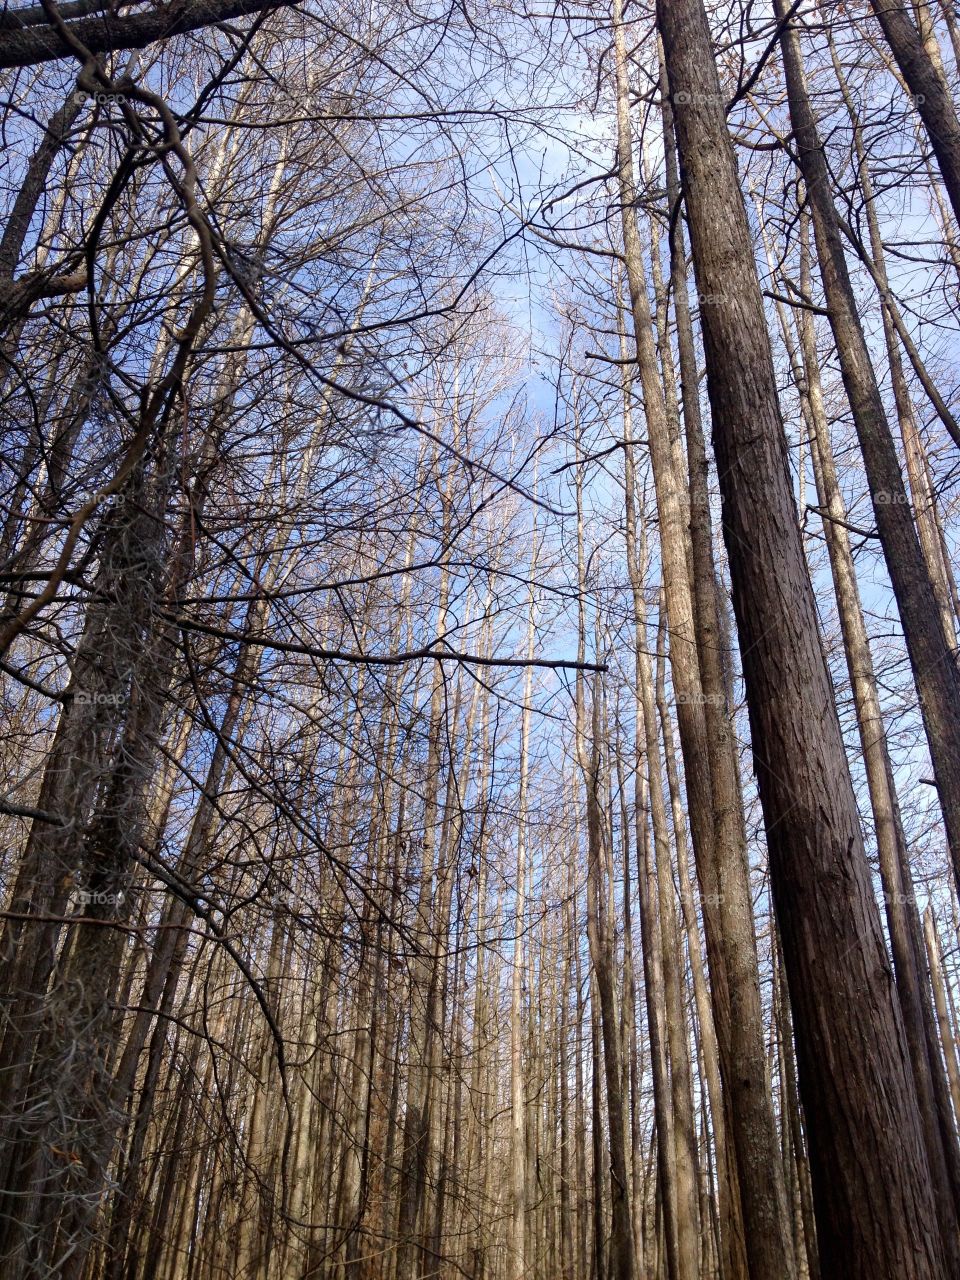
[789, 215, 960, 1254]
[613, 8, 795, 1277]
[657, 0, 950, 1274]
[775, 0, 960, 899]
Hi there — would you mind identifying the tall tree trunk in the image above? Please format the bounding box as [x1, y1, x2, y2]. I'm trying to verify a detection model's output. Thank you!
[775, 0, 960, 892]
[867, 0, 960, 227]
[657, 0, 950, 1274]
[924, 908, 960, 1128]
[612, 8, 795, 1278]
[789, 212, 960, 1252]
[574, 450, 635, 1280]
[508, 548, 538, 1280]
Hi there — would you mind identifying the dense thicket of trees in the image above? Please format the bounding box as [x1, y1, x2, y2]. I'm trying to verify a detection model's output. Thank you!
[0, 1, 958, 1278]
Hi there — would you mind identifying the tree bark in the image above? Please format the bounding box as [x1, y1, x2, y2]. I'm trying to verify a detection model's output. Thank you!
[867, 0, 960, 228]
[613, 8, 796, 1278]
[775, 0, 960, 898]
[657, 0, 950, 1274]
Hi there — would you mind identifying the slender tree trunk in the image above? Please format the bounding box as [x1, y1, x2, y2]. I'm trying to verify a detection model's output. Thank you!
[925, 908, 960, 1127]
[616, 308, 696, 1280]
[574, 452, 635, 1280]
